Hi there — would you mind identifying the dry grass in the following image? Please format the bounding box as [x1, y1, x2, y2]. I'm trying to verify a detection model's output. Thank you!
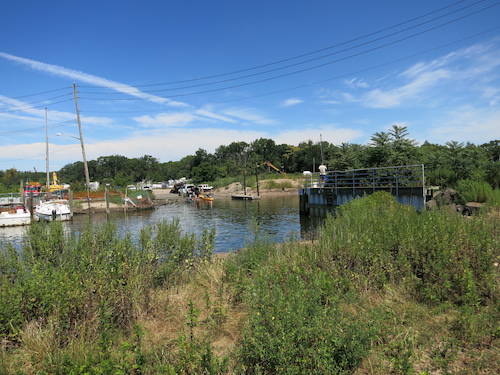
[354, 284, 499, 375]
[138, 257, 247, 359]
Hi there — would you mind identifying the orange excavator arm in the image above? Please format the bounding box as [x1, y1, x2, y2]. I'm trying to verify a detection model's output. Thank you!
[259, 161, 286, 175]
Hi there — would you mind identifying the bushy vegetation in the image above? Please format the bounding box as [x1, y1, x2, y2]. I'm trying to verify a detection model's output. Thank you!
[2, 129, 498, 194]
[225, 192, 499, 373]
[0, 219, 216, 374]
[1, 193, 498, 373]
[456, 179, 500, 206]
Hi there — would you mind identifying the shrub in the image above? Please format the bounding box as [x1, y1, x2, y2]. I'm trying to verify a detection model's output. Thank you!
[456, 179, 494, 203]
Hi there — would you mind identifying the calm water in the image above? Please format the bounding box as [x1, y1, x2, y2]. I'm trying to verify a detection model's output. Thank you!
[0, 195, 323, 253]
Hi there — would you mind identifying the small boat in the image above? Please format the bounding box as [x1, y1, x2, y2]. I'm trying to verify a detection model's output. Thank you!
[35, 200, 72, 221]
[0, 202, 31, 227]
[197, 193, 214, 202]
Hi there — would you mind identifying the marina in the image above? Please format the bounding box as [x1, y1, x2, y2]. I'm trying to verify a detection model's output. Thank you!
[0, 194, 322, 253]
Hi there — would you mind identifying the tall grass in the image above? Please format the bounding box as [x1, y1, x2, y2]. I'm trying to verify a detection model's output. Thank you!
[225, 192, 499, 374]
[1, 192, 498, 373]
[0, 219, 216, 374]
[456, 179, 500, 206]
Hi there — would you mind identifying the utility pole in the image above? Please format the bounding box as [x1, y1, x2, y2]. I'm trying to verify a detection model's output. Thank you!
[73, 83, 91, 211]
[320, 133, 324, 164]
[45, 108, 50, 194]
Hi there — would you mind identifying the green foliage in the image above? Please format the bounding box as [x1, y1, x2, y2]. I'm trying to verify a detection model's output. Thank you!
[4, 132, 498, 198]
[0, 219, 215, 344]
[1, 188, 498, 373]
[237, 264, 373, 374]
[456, 179, 498, 204]
[262, 180, 293, 190]
[317, 192, 498, 305]
[224, 192, 499, 373]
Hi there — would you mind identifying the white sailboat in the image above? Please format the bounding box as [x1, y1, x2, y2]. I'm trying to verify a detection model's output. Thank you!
[35, 199, 71, 221]
[34, 109, 72, 221]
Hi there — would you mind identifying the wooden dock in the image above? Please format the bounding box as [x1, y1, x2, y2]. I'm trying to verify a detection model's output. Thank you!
[231, 195, 261, 200]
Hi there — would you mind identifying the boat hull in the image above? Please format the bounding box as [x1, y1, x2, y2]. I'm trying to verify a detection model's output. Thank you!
[35, 201, 72, 222]
[0, 209, 31, 227]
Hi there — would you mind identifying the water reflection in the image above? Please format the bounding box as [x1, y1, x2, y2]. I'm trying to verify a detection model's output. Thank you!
[0, 195, 324, 253]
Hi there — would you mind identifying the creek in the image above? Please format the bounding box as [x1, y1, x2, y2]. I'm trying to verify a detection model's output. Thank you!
[0, 195, 324, 253]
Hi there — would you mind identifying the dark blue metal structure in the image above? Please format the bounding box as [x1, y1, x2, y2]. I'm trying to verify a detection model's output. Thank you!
[299, 165, 426, 217]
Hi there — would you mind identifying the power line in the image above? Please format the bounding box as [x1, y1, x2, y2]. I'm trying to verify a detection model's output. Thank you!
[0, 120, 76, 136]
[79, 0, 488, 92]
[78, 1, 500, 102]
[214, 26, 500, 105]
[0, 144, 79, 164]
[79, 25, 500, 114]
[0, 92, 73, 112]
[0, 86, 71, 102]
[0, 98, 74, 114]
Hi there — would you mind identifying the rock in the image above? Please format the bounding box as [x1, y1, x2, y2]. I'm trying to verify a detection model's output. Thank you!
[463, 202, 484, 216]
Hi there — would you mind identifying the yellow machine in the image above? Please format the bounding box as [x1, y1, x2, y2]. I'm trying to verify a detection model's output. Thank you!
[259, 161, 286, 175]
[48, 172, 67, 192]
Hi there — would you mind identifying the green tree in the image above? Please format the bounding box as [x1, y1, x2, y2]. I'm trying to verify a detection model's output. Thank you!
[368, 131, 392, 167]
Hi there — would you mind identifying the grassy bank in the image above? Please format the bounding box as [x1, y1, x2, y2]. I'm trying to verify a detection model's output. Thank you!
[0, 192, 498, 374]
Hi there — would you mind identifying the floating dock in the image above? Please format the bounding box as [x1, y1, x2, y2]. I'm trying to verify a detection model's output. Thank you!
[231, 195, 261, 200]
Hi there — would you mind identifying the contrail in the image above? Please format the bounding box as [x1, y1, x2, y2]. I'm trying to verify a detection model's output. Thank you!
[0, 52, 187, 107]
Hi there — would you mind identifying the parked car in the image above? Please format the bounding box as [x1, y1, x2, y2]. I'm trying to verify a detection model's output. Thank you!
[198, 184, 213, 191]
[178, 184, 195, 196]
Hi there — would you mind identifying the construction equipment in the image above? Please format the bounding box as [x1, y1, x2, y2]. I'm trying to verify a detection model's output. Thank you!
[259, 161, 286, 175]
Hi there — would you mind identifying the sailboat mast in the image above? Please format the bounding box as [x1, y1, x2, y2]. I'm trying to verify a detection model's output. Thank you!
[320, 133, 324, 164]
[45, 108, 50, 193]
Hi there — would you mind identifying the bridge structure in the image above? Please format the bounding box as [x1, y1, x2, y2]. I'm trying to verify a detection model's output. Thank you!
[299, 164, 427, 217]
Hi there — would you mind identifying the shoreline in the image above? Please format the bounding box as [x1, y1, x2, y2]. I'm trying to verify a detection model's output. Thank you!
[71, 187, 301, 214]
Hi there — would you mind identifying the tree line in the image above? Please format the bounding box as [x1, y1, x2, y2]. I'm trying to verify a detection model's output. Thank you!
[1, 125, 498, 192]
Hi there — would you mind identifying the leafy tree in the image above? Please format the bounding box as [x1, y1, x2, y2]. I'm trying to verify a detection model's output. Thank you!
[329, 143, 367, 171]
[368, 131, 392, 167]
[1, 168, 21, 187]
[191, 162, 221, 183]
[388, 125, 418, 165]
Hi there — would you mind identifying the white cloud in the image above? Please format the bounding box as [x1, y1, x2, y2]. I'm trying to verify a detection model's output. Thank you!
[355, 39, 500, 109]
[343, 78, 368, 88]
[0, 94, 76, 122]
[274, 125, 364, 146]
[363, 69, 450, 108]
[282, 98, 303, 107]
[222, 107, 278, 125]
[428, 106, 500, 144]
[0, 52, 188, 107]
[133, 112, 196, 128]
[195, 109, 237, 123]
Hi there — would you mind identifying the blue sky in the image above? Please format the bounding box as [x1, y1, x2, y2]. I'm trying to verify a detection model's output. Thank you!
[1, 0, 499, 173]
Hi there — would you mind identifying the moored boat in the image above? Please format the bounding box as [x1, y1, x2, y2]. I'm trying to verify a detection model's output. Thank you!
[198, 193, 214, 202]
[35, 200, 72, 221]
[0, 202, 31, 227]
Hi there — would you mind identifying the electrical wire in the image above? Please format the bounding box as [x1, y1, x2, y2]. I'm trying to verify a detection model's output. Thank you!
[79, 25, 500, 113]
[0, 86, 71, 102]
[0, 93, 73, 112]
[0, 144, 80, 164]
[79, 0, 489, 92]
[0, 120, 76, 136]
[79, 1, 500, 101]
[0, 98, 74, 114]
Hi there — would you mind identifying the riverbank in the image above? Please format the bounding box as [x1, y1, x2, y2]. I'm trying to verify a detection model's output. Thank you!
[1, 192, 497, 374]
[72, 179, 303, 214]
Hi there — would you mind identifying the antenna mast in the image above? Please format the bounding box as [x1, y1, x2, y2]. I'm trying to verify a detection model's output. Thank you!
[320, 134, 324, 164]
[45, 108, 50, 193]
